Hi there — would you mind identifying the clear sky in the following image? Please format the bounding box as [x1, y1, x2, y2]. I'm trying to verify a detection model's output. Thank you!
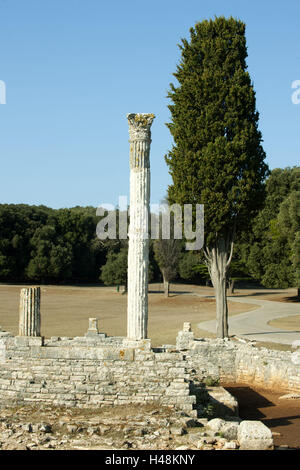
[0, 0, 299, 210]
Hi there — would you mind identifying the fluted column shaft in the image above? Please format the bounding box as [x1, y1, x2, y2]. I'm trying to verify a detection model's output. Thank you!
[19, 287, 41, 337]
[127, 113, 155, 340]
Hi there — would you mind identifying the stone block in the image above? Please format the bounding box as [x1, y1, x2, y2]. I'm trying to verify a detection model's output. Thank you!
[221, 422, 239, 440]
[223, 441, 238, 449]
[85, 318, 99, 337]
[207, 418, 226, 432]
[122, 338, 151, 351]
[176, 330, 194, 350]
[237, 421, 273, 450]
[15, 336, 44, 347]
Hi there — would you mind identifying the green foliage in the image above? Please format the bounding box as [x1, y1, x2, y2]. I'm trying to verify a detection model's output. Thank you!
[26, 225, 73, 280]
[0, 204, 51, 281]
[100, 247, 128, 287]
[165, 16, 269, 246]
[240, 167, 300, 288]
[178, 252, 203, 281]
[100, 244, 154, 288]
[293, 232, 300, 293]
[203, 376, 220, 387]
[165, 16, 268, 337]
[227, 259, 249, 282]
[277, 191, 300, 289]
[0, 203, 107, 283]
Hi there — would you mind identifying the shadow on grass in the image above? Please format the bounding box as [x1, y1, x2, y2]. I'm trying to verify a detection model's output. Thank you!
[148, 290, 193, 296]
[243, 330, 300, 335]
[280, 296, 300, 303]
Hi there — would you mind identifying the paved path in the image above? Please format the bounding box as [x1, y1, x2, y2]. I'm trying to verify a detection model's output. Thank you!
[197, 296, 300, 345]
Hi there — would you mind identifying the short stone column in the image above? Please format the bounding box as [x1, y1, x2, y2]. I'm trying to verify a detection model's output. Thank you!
[86, 318, 99, 337]
[126, 113, 155, 341]
[19, 287, 41, 337]
[176, 322, 194, 350]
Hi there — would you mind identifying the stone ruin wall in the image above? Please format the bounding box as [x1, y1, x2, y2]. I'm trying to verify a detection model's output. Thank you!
[0, 328, 300, 411]
[185, 337, 300, 393]
[0, 334, 196, 414]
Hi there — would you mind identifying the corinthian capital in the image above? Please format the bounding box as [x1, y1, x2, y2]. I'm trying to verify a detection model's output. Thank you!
[127, 113, 155, 141]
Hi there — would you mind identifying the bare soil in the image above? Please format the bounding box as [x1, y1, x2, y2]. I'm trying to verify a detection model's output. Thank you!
[268, 315, 300, 332]
[223, 383, 300, 449]
[258, 294, 300, 303]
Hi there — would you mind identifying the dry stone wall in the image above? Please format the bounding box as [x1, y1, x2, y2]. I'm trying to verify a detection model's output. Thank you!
[181, 336, 300, 392]
[1, 327, 300, 413]
[0, 333, 196, 414]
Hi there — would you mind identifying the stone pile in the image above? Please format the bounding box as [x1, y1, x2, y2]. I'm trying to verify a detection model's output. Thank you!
[0, 403, 274, 451]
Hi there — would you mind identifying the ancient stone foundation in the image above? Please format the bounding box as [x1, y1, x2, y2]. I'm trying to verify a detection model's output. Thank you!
[181, 336, 300, 392]
[1, 323, 300, 413]
[0, 333, 197, 415]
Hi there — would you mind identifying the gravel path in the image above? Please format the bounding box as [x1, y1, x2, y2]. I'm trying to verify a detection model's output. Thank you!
[197, 296, 300, 345]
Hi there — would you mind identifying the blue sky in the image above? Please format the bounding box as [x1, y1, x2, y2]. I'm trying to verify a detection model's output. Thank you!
[0, 0, 299, 209]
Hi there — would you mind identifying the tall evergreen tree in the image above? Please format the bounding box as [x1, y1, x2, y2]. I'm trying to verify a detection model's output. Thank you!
[165, 17, 269, 337]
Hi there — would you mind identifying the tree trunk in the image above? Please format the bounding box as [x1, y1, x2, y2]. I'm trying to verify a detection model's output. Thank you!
[228, 279, 235, 295]
[297, 287, 300, 298]
[205, 238, 234, 339]
[163, 276, 169, 298]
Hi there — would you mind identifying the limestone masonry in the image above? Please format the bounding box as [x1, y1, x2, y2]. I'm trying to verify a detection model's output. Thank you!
[1, 321, 300, 412]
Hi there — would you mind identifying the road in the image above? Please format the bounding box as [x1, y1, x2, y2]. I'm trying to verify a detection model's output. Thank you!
[197, 296, 300, 345]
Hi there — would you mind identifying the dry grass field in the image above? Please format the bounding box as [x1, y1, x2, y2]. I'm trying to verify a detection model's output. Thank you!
[268, 315, 300, 331]
[0, 282, 259, 347]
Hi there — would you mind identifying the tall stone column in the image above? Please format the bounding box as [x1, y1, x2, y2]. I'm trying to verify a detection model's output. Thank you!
[126, 113, 155, 341]
[19, 287, 41, 337]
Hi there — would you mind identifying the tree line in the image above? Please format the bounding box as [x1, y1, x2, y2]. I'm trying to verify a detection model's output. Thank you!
[0, 205, 105, 283]
[0, 165, 299, 292]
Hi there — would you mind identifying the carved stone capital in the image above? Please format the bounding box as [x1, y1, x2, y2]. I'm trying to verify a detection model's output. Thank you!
[127, 113, 155, 141]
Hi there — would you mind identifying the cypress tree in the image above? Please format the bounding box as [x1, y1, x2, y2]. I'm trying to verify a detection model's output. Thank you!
[165, 17, 269, 337]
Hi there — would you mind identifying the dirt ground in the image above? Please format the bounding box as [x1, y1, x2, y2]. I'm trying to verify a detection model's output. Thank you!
[268, 315, 300, 331]
[255, 293, 300, 303]
[0, 403, 205, 451]
[223, 383, 300, 449]
[0, 282, 257, 347]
